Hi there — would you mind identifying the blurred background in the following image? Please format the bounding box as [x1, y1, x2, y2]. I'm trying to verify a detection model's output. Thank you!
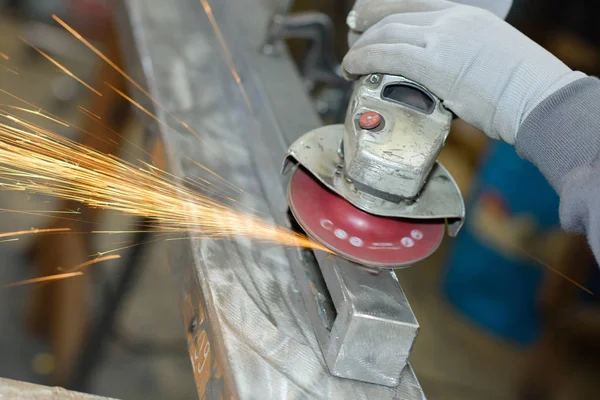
[1, 0, 600, 399]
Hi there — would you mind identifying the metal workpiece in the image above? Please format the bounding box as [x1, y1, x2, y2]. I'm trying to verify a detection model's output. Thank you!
[283, 124, 465, 236]
[118, 0, 426, 398]
[314, 251, 420, 387]
[0, 378, 115, 400]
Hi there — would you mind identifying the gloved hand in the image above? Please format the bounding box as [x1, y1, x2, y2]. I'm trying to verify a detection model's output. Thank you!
[343, 0, 586, 144]
[347, 0, 513, 46]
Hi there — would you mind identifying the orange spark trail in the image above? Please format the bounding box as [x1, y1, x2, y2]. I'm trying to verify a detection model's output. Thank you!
[52, 16, 252, 197]
[1, 105, 69, 127]
[93, 239, 164, 257]
[179, 122, 221, 158]
[0, 65, 18, 75]
[0, 52, 9, 60]
[0, 228, 71, 239]
[78, 105, 101, 120]
[105, 82, 162, 124]
[19, 36, 102, 96]
[187, 158, 245, 195]
[0, 89, 67, 125]
[0, 113, 327, 253]
[524, 250, 593, 295]
[2, 272, 83, 289]
[53, 15, 233, 160]
[0, 207, 94, 225]
[0, 88, 152, 163]
[198, 0, 252, 110]
[67, 255, 121, 273]
[53, 15, 171, 118]
[100, 86, 251, 198]
[70, 113, 154, 160]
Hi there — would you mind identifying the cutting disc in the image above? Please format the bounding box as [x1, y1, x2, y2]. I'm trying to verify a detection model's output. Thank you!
[288, 167, 446, 269]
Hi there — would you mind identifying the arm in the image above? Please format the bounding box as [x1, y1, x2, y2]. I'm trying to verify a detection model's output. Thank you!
[517, 77, 600, 261]
[342, 0, 600, 261]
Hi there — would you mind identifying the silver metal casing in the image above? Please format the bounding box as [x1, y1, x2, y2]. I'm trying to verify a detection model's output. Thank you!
[344, 74, 453, 200]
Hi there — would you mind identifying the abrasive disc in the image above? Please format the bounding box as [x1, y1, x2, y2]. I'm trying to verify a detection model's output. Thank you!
[288, 167, 446, 269]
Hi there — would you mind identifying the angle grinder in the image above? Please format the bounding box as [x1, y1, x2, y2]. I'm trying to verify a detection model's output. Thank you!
[283, 73, 465, 269]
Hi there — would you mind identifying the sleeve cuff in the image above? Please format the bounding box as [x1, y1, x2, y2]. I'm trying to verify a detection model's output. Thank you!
[516, 76, 600, 191]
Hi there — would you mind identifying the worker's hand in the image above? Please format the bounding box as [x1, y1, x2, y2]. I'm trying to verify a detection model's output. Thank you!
[347, 0, 513, 47]
[343, 0, 586, 144]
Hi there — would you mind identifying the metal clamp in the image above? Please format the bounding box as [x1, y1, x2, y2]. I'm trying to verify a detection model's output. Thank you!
[261, 7, 345, 89]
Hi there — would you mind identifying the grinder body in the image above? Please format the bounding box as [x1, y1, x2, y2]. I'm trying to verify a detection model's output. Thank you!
[283, 73, 464, 269]
[344, 74, 452, 201]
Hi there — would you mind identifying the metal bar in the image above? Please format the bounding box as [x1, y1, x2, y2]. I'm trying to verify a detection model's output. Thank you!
[314, 253, 419, 387]
[116, 0, 426, 398]
[0, 378, 114, 400]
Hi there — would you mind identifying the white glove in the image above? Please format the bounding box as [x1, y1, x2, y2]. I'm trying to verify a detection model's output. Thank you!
[343, 0, 586, 144]
[347, 0, 513, 46]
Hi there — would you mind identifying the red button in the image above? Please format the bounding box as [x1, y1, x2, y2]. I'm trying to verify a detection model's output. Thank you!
[359, 112, 382, 130]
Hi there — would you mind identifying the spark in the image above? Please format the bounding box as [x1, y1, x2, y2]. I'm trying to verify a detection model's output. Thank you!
[2, 272, 83, 289]
[0, 89, 66, 125]
[105, 82, 161, 124]
[0, 228, 70, 239]
[0, 105, 69, 127]
[0, 113, 327, 254]
[77, 105, 101, 120]
[15, 209, 81, 214]
[99, 87, 253, 200]
[0, 101, 241, 211]
[91, 230, 160, 234]
[199, 0, 252, 110]
[0, 238, 19, 244]
[53, 15, 173, 119]
[1, 88, 152, 164]
[180, 122, 222, 159]
[70, 113, 154, 160]
[0, 52, 9, 60]
[52, 16, 251, 197]
[111, 240, 133, 246]
[19, 36, 102, 96]
[66, 255, 121, 273]
[0, 207, 93, 225]
[1, 65, 18, 75]
[93, 239, 163, 257]
[187, 158, 245, 195]
[523, 250, 593, 295]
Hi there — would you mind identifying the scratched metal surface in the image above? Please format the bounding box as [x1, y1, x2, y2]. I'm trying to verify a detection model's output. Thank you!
[119, 0, 425, 398]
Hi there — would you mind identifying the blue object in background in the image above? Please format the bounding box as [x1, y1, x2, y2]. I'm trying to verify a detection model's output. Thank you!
[443, 141, 561, 347]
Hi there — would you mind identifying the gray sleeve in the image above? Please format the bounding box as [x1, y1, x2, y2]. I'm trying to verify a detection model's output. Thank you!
[516, 76, 600, 262]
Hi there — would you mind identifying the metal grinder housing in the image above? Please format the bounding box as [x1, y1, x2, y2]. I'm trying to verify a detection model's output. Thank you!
[283, 73, 465, 268]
